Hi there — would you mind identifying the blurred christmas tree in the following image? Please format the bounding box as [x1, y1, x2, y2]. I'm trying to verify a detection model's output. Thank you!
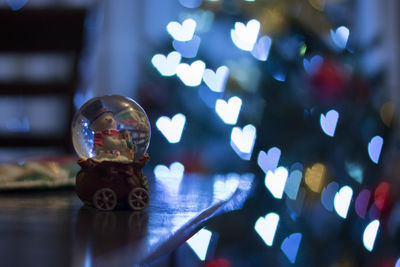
[138, 0, 398, 265]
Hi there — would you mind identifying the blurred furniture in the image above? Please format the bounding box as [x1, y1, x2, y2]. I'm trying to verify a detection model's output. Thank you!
[0, 9, 86, 153]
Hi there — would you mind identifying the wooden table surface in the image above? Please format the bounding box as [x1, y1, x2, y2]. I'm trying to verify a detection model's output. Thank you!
[0, 174, 253, 267]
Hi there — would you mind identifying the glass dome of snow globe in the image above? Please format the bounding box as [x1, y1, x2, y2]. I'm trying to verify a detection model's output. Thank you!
[72, 95, 150, 163]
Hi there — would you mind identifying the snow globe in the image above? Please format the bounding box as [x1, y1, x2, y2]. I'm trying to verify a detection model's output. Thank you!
[72, 95, 151, 211]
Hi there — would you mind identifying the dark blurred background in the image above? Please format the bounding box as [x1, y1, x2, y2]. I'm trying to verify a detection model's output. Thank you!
[0, 0, 399, 266]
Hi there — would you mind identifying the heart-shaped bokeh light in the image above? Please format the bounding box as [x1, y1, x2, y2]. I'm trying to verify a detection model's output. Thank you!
[230, 124, 256, 160]
[215, 96, 242, 125]
[231, 19, 260, 51]
[167, 18, 197, 41]
[254, 212, 280, 247]
[156, 113, 186, 143]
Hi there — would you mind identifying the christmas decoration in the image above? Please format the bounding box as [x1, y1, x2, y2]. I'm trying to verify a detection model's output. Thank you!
[72, 95, 151, 211]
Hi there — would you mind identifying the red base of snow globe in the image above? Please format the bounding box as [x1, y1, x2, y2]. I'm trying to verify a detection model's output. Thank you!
[76, 154, 150, 211]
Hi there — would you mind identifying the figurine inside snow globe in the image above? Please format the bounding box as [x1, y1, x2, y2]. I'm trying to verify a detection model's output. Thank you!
[72, 95, 151, 211]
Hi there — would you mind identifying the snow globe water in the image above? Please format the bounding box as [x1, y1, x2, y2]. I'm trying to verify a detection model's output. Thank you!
[72, 95, 150, 163]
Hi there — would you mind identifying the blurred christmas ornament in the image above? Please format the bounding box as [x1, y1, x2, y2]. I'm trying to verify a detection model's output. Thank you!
[311, 60, 349, 101]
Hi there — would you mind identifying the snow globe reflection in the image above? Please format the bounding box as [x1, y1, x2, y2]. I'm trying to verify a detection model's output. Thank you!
[72, 95, 151, 211]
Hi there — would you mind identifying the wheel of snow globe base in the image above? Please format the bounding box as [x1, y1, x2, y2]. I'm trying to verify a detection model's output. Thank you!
[128, 188, 149, 210]
[93, 188, 118, 211]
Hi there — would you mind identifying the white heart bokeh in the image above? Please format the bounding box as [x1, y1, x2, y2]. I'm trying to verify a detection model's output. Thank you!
[176, 60, 206, 87]
[330, 26, 349, 50]
[203, 66, 229, 93]
[368, 136, 383, 164]
[230, 124, 256, 160]
[320, 109, 339, 137]
[151, 51, 182, 77]
[265, 167, 288, 199]
[156, 113, 186, 143]
[213, 173, 240, 201]
[186, 228, 212, 261]
[363, 219, 379, 252]
[334, 185, 353, 219]
[251, 35, 272, 61]
[154, 162, 185, 195]
[167, 18, 197, 41]
[215, 96, 242, 125]
[257, 147, 281, 174]
[254, 212, 280, 246]
[231, 19, 260, 51]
